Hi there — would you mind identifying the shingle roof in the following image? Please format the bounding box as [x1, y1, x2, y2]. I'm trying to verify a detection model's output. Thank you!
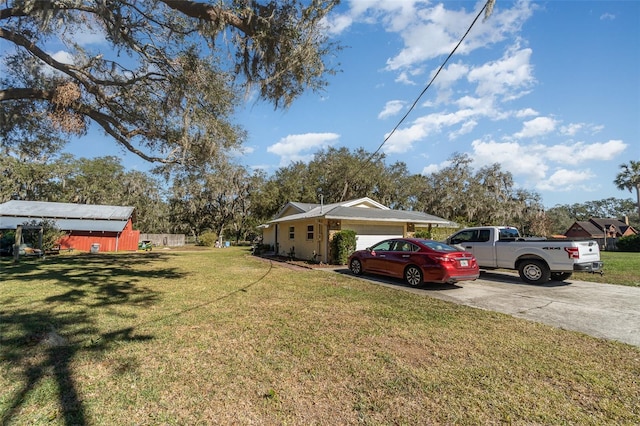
[574, 221, 604, 237]
[268, 199, 457, 227]
[588, 218, 631, 235]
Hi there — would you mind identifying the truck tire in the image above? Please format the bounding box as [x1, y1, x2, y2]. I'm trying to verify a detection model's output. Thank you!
[550, 272, 572, 281]
[518, 260, 551, 285]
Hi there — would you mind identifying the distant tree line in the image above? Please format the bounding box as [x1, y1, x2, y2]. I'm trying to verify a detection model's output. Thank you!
[2, 1, 637, 244]
[1, 146, 637, 243]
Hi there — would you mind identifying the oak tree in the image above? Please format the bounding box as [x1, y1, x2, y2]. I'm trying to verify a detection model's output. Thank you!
[1, 1, 340, 165]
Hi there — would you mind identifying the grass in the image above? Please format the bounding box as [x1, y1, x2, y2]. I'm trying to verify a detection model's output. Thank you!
[572, 251, 640, 286]
[1, 248, 639, 425]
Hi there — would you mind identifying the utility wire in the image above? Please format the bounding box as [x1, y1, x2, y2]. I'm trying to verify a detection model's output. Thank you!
[340, 0, 491, 201]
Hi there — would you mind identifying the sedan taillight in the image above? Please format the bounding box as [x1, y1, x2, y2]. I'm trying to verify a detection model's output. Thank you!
[433, 256, 455, 262]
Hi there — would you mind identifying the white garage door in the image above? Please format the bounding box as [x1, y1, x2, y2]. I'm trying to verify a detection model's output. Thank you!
[348, 224, 404, 251]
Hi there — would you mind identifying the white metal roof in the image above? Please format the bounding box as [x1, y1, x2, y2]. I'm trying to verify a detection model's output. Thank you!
[0, 200, 134, 232]
[0, 200, 134, 220]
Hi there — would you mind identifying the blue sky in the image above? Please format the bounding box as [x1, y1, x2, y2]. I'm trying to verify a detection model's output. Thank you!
[46, 1, 640, 208]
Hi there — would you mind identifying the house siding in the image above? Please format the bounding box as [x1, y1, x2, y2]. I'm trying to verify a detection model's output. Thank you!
[261, 198, 459, 264]
[276, 220, 323, 261]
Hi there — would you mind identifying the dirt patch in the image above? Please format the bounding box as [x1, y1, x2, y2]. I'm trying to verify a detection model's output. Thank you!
[256, 255, 342, 271]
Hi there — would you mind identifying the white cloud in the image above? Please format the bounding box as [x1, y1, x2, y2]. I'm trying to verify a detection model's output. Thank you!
[394, 71, 416, 85]
[468, 44, 535, 100]
[514, 116, 557, 138]
[66, 23, 108, 46]
[322, 13, 353, 35]
[515, 108, 538, 118]
[42, 50, 75, 77]
[381, 0, 534, 72]
[267, 133, 340, 166]
[384, 108, 477, 153]
[469, 137, 628, 191]
[545, 140, 627, 165]
[560, 123, 584, 136]
[50, 50, 74, 64]
[421, 159, 451, 175]
[536, 168, 597, 192]
[471, 138, 549, 181]
[600, 13, 615, 21]
[378, 100, 405, 119]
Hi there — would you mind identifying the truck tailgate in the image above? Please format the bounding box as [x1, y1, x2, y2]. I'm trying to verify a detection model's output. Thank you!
[575, 240, 601, 263]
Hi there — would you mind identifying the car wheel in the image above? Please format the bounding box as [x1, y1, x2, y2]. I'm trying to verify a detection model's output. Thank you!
[518, 260, 551, 285]
[550, 272, 572, 281]
[404, 265, 423, 286]
[350, 258, 363, 275]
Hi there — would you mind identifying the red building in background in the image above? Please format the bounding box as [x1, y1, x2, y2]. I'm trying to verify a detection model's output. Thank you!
[0, 200, 140, 252]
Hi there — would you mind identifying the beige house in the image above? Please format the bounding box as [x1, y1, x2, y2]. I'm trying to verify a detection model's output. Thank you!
[261, 197, 457, 263]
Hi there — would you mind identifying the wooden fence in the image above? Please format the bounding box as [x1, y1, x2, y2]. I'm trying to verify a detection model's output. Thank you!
[139, 233, 186, 247]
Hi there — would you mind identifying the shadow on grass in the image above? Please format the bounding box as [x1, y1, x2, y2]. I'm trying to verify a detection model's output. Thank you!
[0, 252, 185, 425]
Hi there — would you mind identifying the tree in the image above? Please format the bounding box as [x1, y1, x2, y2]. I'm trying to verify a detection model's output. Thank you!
[415, 153, 543, 228]
[614, 161, 640, 221]
[1, 1, 340, 166]
[250, 147, 418, 222]
[167, 159, 252, 242]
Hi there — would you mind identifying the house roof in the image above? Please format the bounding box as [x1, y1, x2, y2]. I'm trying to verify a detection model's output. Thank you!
[588, 218, 635, 235]
[572, 221, 605, 237]
[567, 218, 638, 237]
[0, 200, 135, 232]
[268, 197, 457, 227]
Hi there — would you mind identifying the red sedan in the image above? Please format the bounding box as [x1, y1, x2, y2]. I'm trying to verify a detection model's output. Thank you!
[348, 238, 479, 286]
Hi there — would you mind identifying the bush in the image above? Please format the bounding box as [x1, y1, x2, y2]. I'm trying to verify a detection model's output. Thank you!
[330, 230, 356, 265]
[616, 234, 640, 252]
[414, 229, 432, 239]
[21, 219, 66, 251]
[198, 231, 218, 247]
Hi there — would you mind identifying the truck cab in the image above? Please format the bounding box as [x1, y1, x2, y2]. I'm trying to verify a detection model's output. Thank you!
[447, 226, 520, 268]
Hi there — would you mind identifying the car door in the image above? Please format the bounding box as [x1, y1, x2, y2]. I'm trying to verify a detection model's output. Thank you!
[363, 240, 395, 275]
[383, 240, 415, 278]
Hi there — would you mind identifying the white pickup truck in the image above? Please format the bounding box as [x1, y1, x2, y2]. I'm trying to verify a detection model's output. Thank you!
[446, 226, 604, 284]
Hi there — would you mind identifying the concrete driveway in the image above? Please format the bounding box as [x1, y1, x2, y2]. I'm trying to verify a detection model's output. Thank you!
[333, 268, 640, 348]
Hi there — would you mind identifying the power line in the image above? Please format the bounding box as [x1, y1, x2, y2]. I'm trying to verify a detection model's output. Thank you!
[340, 0, 492, 201]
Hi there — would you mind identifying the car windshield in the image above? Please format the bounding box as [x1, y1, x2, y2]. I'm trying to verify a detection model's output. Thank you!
[418, 240, 458, 252]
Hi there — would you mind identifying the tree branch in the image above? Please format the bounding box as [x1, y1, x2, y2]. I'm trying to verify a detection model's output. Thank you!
[159, 0, 251, 34]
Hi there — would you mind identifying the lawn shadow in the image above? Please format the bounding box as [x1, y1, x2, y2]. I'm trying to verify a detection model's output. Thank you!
[0, 252, 186, 425]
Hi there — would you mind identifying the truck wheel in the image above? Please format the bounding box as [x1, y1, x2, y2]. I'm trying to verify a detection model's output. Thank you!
[550, 272, 572, 281]
[518, 260, 550, 285]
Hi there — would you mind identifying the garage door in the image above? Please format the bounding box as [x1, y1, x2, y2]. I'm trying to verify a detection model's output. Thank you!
[348, 225, 404, 251]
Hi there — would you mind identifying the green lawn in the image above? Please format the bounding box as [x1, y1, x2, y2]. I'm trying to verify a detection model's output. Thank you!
[572, 251, 640, 286]
[1, 248, 639, 424]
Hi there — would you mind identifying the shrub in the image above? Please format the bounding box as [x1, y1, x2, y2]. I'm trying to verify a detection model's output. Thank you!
[21, 219, 66, 251]
[616, 234, 640, 252]
[414, 229, 432, 239]
[330, 230, 356, 265]
[198, 231, 218, 247]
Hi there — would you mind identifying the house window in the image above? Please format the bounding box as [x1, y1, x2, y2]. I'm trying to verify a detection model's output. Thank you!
[307, 225, 314, 240]
[288, 226, 295, 240]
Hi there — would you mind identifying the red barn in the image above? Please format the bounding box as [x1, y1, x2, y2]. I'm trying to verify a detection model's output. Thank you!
[0, 200, 140, 252]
